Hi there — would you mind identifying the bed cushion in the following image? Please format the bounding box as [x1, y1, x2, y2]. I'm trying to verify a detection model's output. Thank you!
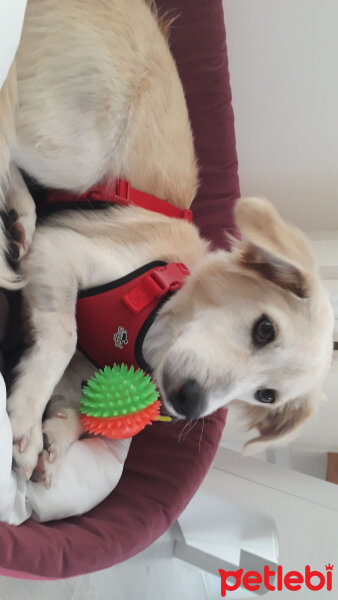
[0, 0, 239, 578]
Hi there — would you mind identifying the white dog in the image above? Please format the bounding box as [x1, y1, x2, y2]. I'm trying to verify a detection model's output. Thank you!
[0, 0, 333, 487]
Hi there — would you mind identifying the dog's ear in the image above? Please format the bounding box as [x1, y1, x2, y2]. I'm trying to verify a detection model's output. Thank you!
[234, 197, 317, 298]
[241, 390, 322, 455]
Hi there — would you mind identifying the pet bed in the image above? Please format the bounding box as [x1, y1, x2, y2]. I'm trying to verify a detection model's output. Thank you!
[0, 0, 239, 578]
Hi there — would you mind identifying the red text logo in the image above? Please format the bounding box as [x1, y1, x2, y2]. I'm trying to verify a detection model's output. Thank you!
[218, 564, 333, 595]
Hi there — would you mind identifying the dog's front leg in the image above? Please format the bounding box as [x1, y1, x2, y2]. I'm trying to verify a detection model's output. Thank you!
[8, 308, 77, 481]
[5, 164, 36, 262]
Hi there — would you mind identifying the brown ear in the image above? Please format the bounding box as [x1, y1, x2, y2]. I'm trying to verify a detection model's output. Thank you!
[241, 393, 320, 455]
[234, 197, 317, 298]
[239, 243, 308, 298]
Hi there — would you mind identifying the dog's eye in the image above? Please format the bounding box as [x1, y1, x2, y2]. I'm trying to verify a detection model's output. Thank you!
[255, 389, 277, 404]
[252, 315, 275, 347]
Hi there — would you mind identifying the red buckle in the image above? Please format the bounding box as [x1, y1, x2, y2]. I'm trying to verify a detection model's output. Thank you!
[123, 273, 164, 314]
[123, 264, 190, 314]
[112, 178, 130, 206]
[86, 178, 130, 205]
[151, 263, 190, 293]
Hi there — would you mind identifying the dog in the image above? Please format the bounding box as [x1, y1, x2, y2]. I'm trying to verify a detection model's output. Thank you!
[0, 0, 333, 487]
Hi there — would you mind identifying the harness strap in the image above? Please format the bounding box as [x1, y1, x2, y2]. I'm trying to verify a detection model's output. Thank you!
[45, 178, 193, 222]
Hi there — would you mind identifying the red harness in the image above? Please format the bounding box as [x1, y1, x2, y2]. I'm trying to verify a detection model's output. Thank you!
[44, 177, 193, 223]
[77, 261, 189, 372]
[44, 179, 191, 372]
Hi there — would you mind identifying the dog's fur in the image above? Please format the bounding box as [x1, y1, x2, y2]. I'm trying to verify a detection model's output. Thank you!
[0, 0, 333, 486]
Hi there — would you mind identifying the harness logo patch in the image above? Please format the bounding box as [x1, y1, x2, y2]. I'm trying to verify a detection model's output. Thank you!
[114, 326, 128, 350]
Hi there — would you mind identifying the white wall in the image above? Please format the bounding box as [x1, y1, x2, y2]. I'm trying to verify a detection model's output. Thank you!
[223, 0, 338, 231]
[0, 1, 27, 88]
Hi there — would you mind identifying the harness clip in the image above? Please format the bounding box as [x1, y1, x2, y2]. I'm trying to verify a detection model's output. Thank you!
[112, 178, 131, 206]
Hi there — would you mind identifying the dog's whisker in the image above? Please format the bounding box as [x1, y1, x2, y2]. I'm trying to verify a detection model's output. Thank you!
[178, 418, 198, 443]
[177, 420, 190, 444]
[185, 418, 197, 435]
[188, 418, 199, 438]
[198, 417, 205, 454]
[177, 422, 188, 444]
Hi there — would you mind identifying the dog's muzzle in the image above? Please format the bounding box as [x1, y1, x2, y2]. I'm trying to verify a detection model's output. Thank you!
[164, 378, 206, 420]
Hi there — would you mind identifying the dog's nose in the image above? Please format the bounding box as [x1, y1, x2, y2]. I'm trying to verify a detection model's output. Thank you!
[167, 379, 205, 420]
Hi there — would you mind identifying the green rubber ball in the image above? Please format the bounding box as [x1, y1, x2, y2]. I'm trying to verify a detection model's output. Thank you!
[79, 364, 159, 418]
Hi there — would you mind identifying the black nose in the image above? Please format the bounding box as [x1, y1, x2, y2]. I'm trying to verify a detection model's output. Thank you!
[168, 379, 205, 420]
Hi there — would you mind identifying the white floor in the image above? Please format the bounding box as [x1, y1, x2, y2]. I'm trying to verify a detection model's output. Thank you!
[0, 524, 218, 600]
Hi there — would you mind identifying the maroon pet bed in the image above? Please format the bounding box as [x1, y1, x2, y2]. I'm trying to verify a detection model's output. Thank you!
[0, 0, 239, 579]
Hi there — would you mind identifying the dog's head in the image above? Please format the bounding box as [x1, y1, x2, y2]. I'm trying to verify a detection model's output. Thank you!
[146, 197, 334, 453]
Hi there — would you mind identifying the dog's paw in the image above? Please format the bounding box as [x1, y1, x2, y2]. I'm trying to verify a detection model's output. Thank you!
[9, 405, 43, 480]
[31, 408, 81, 489]
[4, 207, 36, 261]
[11, 421, 44, 481]
[30, 446, 58, 490]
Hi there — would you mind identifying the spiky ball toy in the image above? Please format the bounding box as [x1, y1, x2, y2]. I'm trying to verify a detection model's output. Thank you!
[80, 364, 170, 439]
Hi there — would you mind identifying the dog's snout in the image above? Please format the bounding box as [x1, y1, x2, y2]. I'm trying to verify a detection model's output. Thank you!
[167, 379, 205, 420]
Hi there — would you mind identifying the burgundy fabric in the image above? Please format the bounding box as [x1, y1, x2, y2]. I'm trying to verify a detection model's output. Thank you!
[160, 0, 240, 248]
[0, 0, 239, 579]
[0, 413, 226, 578]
